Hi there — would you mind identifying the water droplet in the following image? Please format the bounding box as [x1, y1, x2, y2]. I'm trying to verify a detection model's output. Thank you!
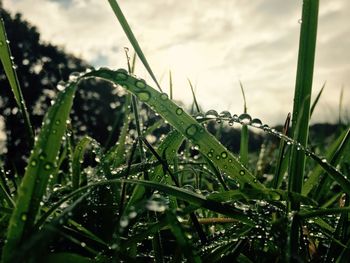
[55, 120, 61, 125]
[57, 80, 66, 91]
[195, 113, 204, 120]
[69, 72, 81, 81]
[119, 216, 129, 227]
[115, 69, 128, 81]
[238, 113, 252, 125]
[21, 213, 27, 221]
[221, 152, 228, 159]
[205, 110, 219, 119]
[160, 93, 168, 100]
[38, 152, 46, 160]
[216, 155, 220, 160]
[44, 162, 53, 171]
[251, 118, 263, 128]
[321, 158, 327, 163]
[176, 107, 184, 115]
[239, 170, 245, 176]
[208, 152, 213, 158]
[186, 124, 198, 137]
[137, 92, 151, 102]
[262, 124, 270, 131]
[298, 19, 302, 24]
[146, 200, 167, 212]
[0, 41, 3, 46]
[30, 159, 38, 167]
[135, 79, 146, 88]
[81, 242, 86, 248]
[219, 111, 231, 119]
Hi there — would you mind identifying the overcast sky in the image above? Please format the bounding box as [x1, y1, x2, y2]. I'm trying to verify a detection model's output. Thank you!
[3, 0, 350, 125]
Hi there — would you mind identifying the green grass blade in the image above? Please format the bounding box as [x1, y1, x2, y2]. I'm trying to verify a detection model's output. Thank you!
[339, 86, 344, 125]
[207, 188, 317, 206]
[310, 82, 325, 117]
[239, 81, 248, 166]
[298, 207, 350, 219]
[103, 94, 132, 172]
[302, 128, 350, 195]
[0, 168, 15, 208]
[169, 70, 173, 100]
[125, 129, 184, 211]
[0, 18, 34, 144]
[289, 0, 319, 209]
[107, 0, 162, 92]
[188, 79, 201, 113]
[72, 136, 94, 190]
[117, 179, 255, 223]
[1, 81, 79, 263]
[272, 113, 291, 189]
[84, 69, 263, 190]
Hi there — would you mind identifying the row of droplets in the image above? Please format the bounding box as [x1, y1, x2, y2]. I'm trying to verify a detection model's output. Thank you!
[196, 109, 331, 164]
[57, 70, 336, 175]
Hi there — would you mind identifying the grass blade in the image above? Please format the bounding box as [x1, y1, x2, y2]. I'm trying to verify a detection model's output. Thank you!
[188, 79, 201, 113]
[0, 18, 34, 144]
[272, 113, 291, 189]
[310, 82, 325, 117]
[107, 0, 162, 92]
[72, 136, 94, 190]
[1, 80, 79, 263]
[288, 0, 319, 209]
[239, 81, 248, 166]
[302, 128, 350, 196]
[84, 69, 264, 190]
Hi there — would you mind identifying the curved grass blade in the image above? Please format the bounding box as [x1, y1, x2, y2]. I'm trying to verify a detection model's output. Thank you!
[207, 188, 317, 206]
[188, 79, 201, 113]
[1, 81, 79, 263]
[103, 94, 131, 172]
[298, 207, 350, 219]
[0, 168, 15, 208]
[272, 113, 291, 189]
[302, 128, 350, 196]
[0, 18, 34, 144]
[35, 160, 160, 230]
[37, 178, 255, 226]
[239, 81, 248, 166]
[84, 68, 264, 190]
[310, 82, 325, 117]
[72, 136, 94, 190]
[107, 0, 162, 92]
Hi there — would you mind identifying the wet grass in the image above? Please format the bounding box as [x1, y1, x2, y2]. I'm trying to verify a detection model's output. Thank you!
[1, 0, 350, 262]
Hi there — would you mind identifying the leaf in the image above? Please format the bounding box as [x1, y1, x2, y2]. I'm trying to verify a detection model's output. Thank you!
[0, 18, 34, 143]
[84, 68, 264, 190]
[107, 0, 162, 92]
[72, 136, 94, 190]
[2, 81, 78, 263]
[288, 0, 319, 208]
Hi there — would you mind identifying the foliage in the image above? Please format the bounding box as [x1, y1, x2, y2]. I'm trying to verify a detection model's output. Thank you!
[0, 1, 349, 262]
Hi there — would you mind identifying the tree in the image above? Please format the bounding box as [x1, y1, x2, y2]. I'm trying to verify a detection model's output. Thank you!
[0, 8, 125, 174]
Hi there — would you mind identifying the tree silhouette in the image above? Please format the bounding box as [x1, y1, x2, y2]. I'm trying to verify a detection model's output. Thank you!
[0, 8, 125, 174]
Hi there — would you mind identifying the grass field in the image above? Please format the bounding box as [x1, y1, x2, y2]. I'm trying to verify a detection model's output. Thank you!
[0, 0, 349, 262]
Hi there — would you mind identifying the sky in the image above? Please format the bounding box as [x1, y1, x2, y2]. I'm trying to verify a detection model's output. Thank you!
[3, 0, 350, 125]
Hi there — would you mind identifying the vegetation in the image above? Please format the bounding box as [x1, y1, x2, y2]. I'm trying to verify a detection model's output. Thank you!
[0, 0, 349, 262]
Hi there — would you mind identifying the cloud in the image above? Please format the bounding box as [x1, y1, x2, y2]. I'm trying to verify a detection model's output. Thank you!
[3, 0, 349, 125]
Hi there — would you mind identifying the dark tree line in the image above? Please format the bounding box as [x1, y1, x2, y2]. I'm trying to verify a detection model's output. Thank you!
[0, 7, 126, 174]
